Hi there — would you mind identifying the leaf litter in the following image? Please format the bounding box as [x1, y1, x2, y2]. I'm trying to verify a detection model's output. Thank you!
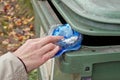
[0, 0, 35, 55]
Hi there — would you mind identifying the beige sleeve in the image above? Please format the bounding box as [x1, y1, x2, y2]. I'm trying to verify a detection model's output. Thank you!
[0, 52, 28, 80]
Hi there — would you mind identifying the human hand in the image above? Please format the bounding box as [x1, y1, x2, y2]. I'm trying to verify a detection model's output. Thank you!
[13, 36, 63, 72]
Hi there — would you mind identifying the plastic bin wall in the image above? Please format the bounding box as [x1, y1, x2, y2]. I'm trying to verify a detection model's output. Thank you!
[31, 0, 120, 80]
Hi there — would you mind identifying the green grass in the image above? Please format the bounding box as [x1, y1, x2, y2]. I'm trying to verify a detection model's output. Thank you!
[29, 69, 38, 80]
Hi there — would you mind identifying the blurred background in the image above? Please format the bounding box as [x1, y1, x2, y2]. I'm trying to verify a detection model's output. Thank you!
[0, 0, 38, 80]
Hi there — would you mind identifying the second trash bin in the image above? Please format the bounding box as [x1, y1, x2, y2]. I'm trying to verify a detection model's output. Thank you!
[31, 0, 120, 80]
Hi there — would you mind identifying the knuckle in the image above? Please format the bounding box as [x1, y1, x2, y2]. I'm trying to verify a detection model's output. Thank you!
[48, 43, 55, 48]
[26, 42, 37, 50]
[42, 56, 49, 62]
[47, 36, 53, 40]
[31, 43, 37, 49]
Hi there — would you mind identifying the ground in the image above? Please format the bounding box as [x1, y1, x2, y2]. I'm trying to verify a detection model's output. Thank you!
[0, 0, 35, 55]
[0, 0, 38, 80]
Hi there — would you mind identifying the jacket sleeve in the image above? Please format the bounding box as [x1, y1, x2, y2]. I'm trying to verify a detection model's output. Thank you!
[0, 52, 28, 80]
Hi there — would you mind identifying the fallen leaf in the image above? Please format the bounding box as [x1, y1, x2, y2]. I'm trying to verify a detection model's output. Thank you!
[2, 39, 9, 45]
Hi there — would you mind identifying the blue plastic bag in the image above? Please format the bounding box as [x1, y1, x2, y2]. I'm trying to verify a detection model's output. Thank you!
[49, 24, 82, 57]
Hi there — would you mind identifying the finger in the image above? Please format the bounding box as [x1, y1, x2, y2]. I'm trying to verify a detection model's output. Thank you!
[38, 36, 63, 47]
[36, 43, 57, 56]
[40, 46, 60, 63]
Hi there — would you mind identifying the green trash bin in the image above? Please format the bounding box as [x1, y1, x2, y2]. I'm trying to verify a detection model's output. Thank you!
[31, 0, 120, 80]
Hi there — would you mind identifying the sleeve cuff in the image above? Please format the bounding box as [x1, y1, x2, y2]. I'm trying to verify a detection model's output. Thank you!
[0, 52, 28, 80]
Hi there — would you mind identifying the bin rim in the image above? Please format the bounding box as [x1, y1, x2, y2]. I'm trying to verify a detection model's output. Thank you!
[51, 0, 120, 36]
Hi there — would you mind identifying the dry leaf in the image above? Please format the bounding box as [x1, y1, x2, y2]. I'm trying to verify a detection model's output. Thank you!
[15, 19, 22, 26]
[0, 0, 35, 54]
[2, 39, 9, 45]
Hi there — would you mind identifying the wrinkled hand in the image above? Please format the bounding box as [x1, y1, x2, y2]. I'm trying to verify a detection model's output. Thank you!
[13, 36, 63, 72]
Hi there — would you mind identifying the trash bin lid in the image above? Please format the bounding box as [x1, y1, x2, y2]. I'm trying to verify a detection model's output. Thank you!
[51, 0, 120, 36]
[61, 0, 120, 24]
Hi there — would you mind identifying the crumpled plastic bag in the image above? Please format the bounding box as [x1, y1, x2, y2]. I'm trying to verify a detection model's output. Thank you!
[49, 24, 82, 57]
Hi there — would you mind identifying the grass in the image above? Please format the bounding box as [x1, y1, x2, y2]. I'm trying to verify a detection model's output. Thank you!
[29, 69, 38, 80]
